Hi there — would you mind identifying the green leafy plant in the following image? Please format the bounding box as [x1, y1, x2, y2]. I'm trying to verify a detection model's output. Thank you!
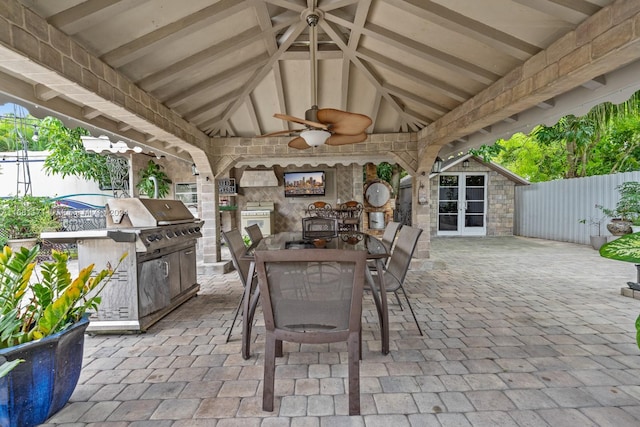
[39, 117, 111, 185]
[578, 215, 606, 236]
[599, 233, 640, 348]
[0, 246, 127, 376]
[0, 196, 60, 244]
[596, 181, 640, 222]
[136, 160, 172, 198]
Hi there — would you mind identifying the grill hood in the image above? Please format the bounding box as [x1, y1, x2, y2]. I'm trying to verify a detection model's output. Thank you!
[106, 198, 195, 228]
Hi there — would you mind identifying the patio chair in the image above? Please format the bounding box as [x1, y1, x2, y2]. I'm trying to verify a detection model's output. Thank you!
[338, 201, 363, 232]
[369, 225, 424, 336]
[380, 221, 402, 252]
[244, 223, 264, 245]
[306, 201, 334, 218]
[302, 216, 338, 240]
[368, 221, 401, 270]
[254, 248, 367, 415]
[221, 229, 258, 344]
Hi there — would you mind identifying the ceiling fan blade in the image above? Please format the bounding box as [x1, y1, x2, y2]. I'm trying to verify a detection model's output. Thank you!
[317, 109, 372, 135]
[260, 129, 303, 137]
[288, 136, 312, 150]
[274, 113, 328, 130]
[325, 133, 368, 146]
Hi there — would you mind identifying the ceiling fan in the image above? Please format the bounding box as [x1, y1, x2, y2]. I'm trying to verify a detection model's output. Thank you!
[265, 13, 372, 150]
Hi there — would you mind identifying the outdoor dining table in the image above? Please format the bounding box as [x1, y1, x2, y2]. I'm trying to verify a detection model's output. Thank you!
[239, 231, 391, 359]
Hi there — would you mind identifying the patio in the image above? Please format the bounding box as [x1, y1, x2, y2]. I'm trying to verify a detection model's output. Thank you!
[42, 236, 640, 426]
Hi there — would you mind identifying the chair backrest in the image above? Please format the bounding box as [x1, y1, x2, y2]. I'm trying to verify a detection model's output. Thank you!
[254, 249, 366, 338]
[381, 221, 402, 252]
[302, 217, 338, 240]
[385, 225, 423, 289]
[339, 201, 363, 219]
[307, 201, 333, 218]
[245, 224, 264, 244]
[221, 229, 252, 287]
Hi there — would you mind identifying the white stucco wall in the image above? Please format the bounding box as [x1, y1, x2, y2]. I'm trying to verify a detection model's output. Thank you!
[0, 151, 111, 207]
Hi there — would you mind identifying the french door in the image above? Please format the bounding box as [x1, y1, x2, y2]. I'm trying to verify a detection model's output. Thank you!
[437, 173, 487, 236]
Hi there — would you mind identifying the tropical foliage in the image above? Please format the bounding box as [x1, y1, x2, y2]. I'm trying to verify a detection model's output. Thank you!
[599, 232, 640, 263]
[373, 162, 406, 197]
[0, 196, 59, 244]
[0, 115, 46, 152]
[39, 117, 111, 185]
[0, 246, 127, 376]
[596, 181, 640, 222]
[470, 91, 640, 182]
[136, 160, 172, 198]
[0, 113, 113, 186]
[598, 233, 640, 349]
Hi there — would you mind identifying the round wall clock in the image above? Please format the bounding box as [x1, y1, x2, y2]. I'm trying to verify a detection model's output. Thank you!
[365, 182, 391, 207]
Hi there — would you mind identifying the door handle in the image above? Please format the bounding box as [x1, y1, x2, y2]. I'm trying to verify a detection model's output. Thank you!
[163, 261, 169, 277]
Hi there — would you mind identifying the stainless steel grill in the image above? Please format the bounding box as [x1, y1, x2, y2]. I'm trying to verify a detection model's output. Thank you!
[42, 198, 204, 332]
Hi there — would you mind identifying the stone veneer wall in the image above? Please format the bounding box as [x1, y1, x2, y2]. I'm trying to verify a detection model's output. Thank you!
[429, 159, 517, 236]
[130, 154, 194, 199]
[228, 163, 363, 235]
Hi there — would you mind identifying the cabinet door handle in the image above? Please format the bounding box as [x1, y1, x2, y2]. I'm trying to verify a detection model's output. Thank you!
[184, 250, 193, 255]
[163, 261, 169, 277]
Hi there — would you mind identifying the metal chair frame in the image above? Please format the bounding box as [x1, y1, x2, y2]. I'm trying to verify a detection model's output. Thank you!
[255, 248, 367, 415]
[370, 225, 424, 336]
[221, 229, 258, 344]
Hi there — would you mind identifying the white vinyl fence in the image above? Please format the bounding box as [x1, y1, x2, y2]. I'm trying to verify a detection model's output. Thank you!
[514, 171, 640, 246]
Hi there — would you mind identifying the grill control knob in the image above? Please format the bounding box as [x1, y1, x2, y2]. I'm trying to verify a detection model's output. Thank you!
[166, 231, 174, 238]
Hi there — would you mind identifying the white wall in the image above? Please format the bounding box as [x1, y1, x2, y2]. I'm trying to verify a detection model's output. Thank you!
[0, 151, 111, 207]
[515, 171, 640, 245]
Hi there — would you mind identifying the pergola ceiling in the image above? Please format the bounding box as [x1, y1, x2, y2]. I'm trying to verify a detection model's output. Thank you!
[5, 0, 639, 161]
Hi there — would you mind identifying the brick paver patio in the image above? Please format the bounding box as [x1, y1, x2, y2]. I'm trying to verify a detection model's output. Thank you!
[41, 236, 640, 426]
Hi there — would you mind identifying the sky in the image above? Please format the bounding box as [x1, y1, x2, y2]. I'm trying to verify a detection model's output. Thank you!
[0, 103, 31, 117]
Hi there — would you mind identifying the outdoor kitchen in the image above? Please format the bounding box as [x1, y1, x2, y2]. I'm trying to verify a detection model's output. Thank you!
[41, 198, 203, 333]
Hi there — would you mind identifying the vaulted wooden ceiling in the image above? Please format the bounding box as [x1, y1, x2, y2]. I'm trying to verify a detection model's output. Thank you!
[5, 0, 640, 160]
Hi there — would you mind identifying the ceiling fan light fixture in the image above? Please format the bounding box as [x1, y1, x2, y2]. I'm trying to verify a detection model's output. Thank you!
[301, 129, 331, 147]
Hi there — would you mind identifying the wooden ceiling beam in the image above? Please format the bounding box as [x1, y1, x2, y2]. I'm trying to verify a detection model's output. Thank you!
[357, 47, 471, 102]
[546, 0, 601, 15]
[382, 82, 449, 115]
[341, 0, 371, 111]
[320, 19, 425, 125]
[263, 0, 306, 13]
[140, 14, 296, 92]
[101, 0, 251, 67]
[184, 90, 239, 122]
[364, 23, 500, 85]
[384, 0, 540, 58]
[209, 21, 307, 134]
[165, 54, 270, 108]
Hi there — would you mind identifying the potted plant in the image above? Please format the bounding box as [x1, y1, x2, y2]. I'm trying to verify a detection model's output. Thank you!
[0, 245, 126, 427]
[596, 182, 640, 236]
[599, 233, 640, 349]
[578, 215, 607, 250]
[136, 160, 172, 198]
[0, 196, 60, 249]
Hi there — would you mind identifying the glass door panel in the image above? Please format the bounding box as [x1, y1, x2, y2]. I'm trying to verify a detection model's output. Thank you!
[438, 175, 459, 233]
[463, 175, 485, 234]
[437, 173, 486, 236]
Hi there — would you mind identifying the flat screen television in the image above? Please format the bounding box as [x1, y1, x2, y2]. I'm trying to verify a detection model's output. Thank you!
[284, 171, 325, 197]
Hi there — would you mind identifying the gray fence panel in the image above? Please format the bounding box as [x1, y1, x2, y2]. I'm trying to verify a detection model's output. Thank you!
[515, 172, 640, 245]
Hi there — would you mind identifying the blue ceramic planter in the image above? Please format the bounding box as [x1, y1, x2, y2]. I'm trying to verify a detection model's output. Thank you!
[0, 316, 89, 427]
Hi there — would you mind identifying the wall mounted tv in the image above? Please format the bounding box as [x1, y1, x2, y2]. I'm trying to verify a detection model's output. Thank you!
[284, 171, 326, 197]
